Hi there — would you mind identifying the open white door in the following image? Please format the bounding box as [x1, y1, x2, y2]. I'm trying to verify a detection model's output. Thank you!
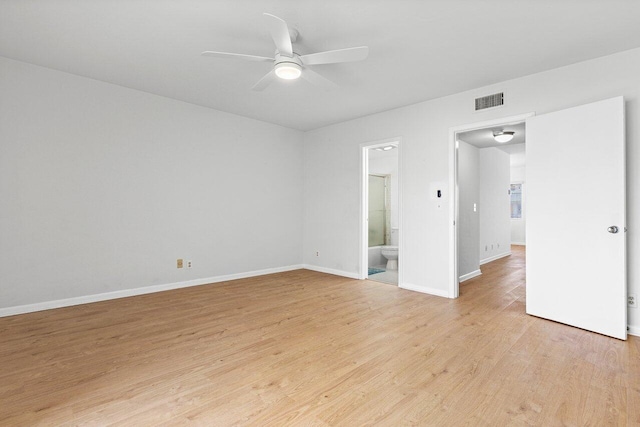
[526, 97, 626, 339]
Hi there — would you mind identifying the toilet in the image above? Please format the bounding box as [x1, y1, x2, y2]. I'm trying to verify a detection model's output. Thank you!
[382, 228, 399, 270]
[381, 246, 398, 270]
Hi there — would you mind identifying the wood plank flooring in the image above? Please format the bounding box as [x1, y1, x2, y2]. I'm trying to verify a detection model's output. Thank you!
[1, 246, 638, 425]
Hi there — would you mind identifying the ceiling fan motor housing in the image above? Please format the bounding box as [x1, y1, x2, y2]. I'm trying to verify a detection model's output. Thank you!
[274, 52, 302, 65]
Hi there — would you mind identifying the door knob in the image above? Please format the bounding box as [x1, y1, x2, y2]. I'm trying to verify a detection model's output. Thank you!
[607, 226, 619, 234]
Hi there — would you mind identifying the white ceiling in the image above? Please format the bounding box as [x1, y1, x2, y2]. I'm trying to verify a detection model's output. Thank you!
[369, 144, 399, 159]
[457, 123, 526, 167]
[2, 1, 640, 131]
[457, 122, 526, 149]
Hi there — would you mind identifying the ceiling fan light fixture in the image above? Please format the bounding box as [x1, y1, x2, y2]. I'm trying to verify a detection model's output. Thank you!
[275, 62, 302, 80]
[202, 13, 368, 90]
[493, 130, 515, 143]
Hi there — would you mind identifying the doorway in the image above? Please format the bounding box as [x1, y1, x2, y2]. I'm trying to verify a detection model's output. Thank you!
[449, 98, 627, 340]
[449, 113, 534, 298]
[360, 138, 402, 286]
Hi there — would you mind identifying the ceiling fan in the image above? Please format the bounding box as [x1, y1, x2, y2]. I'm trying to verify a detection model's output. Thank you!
[202, 13, 369, 91]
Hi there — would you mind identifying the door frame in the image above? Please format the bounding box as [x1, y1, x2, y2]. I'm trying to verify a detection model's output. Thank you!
[359, 137, 403, 284]
[448, 113, 534, 298]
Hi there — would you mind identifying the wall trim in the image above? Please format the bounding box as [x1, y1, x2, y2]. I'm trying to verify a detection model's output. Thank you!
[459, 269, 482, 282]
[628, 325, 640, 337]
[302, 264, 360, 279]
[0, 264, 304, 318]
[399, 282, 450, 298]
[511, 242, 526, 246]
[480, 251, 512, 265]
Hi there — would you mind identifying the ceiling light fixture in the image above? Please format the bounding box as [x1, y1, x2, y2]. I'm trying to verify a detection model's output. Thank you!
[493, 130, 515, 143]
[375, 145, 396, 151]
[275, 62, 302, 80]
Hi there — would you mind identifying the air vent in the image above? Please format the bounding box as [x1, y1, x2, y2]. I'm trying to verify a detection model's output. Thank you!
[475, 92, 504, 111]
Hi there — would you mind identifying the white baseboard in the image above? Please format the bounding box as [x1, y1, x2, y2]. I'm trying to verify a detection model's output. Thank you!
[511, 242, 526, 246]
[0, 264, 304, 318]
[628, 325, 640, 337]
[459, 269, 482, 283]
[302, 264, 360, 279]
[480, 251, 512, 265]
[399, 282, 450, 298]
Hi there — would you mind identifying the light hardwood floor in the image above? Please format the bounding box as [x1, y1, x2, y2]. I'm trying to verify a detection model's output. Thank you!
[1, 246, 638, 425]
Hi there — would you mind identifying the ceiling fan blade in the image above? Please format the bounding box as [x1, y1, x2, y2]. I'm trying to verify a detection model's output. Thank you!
[252, 70, 276, 91]
[300, 46, 369, 66]
[301, 68, 338, 90]
[263, 13, 293, 57]
[201, 51, 273, 62]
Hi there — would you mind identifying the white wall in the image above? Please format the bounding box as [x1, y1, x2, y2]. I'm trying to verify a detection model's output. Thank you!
[302, 47, 640, 331]
[511, 165, 526, 244]
[479, 148, 511, 263]
[303, 106, 453, 294]
[457, 141, 480, 278]
[0, 57, 304, 310]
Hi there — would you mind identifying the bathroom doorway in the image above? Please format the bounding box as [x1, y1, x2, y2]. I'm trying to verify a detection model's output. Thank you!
[360, 138, 402, 286]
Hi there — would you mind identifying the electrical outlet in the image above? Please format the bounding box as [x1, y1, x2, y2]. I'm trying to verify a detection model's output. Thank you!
[629, 294, 638, 308]
[177, 259, 183, 269]
[187, 260, 192, 268]
[485, 245, 488, 251]
[316, 251, 320, 257]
